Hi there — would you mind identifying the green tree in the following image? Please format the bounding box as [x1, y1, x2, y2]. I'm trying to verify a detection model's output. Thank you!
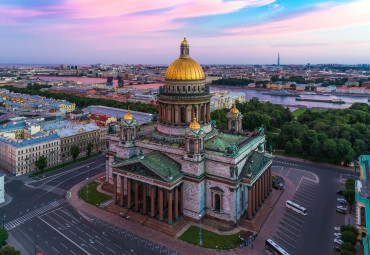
[35, 155, 47, 174]
[0, 228, 8, 247]
[292, 139, 302, 154]
[0, 246, 21, 255]
[284, 141, 294, 154]
[341, 242, 356, 254]
[343, 189, 355, 213]
[339, 250, 354, 255]
[87, 142, 93, 157]
[340, 225, 359, 236]
[341, 231, 357, 245]
[353, 139, 366, 157]
[323, 139, 336, 159]
[71, 145, 80, 161]
[301, 130, 318, 156]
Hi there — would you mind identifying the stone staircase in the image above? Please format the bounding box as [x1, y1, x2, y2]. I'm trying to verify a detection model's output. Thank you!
[105, 203, 188, 236]
[239, 189, 283, 232]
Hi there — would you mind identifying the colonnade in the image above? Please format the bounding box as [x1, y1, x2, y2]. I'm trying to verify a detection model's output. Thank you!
[158, 103, 211, 125]
[247, 167, 273, 219]
[113, 175, 183, 224]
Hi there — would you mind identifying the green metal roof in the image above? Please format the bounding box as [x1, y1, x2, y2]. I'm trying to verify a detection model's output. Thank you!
[240, 151, 273, 180]
[205, 133, 247, 154]
[114, 151, 182, 184]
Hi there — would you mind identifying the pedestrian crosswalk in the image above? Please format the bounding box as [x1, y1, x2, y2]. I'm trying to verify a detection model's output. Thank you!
[5, 199, 66, 230]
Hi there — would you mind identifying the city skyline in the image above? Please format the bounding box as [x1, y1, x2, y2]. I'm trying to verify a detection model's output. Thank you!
[1, 0, 370, 65]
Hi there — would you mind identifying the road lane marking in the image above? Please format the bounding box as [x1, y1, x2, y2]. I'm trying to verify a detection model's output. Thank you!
[39, 217, 92, 255]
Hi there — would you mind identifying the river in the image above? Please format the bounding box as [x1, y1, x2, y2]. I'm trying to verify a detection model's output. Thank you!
[33, 76, 369, 109]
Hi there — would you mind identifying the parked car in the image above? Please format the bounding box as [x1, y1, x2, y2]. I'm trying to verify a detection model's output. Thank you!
[334, 233, 342, 238]
[336, 208, 346, 214]
[333, 246, 341, 252]
[334, 239, 343, 245]
[334, 227, 340, 231]
[337, 205, 347, 211]
[337, 198, 348, 205]
[336, 190, 343, 195]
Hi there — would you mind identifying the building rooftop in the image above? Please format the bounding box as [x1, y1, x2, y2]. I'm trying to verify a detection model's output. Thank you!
[0, 133, 59, 148]
[83, 105, 152, 123]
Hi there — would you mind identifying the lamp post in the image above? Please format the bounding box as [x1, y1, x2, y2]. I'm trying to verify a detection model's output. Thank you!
[34, 241, 37, 255]
[2, 211, 5, 228]
[86, 166, 90, 202]
[199, 213, 202, 246]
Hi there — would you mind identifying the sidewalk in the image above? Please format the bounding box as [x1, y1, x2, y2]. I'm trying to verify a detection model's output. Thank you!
[243, 173, 296, 254]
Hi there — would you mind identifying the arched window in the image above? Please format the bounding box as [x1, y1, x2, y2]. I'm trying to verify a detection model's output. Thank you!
[200, 105, 204, 122]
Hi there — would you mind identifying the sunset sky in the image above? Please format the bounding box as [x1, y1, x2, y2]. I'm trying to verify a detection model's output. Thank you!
[1, 0, 370, 65]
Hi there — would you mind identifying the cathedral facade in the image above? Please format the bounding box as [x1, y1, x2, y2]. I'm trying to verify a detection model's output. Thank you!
[105, 38, 273, 227]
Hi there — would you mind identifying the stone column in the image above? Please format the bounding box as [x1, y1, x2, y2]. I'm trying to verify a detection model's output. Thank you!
[142, 183, 147, 214]
[258, 178, 262, 206]
[248, 187, 252, 219]
[127, 179, 131, 208]
[175, 105, 179, 125]
[186, 105, 192, 124]
[113, 175, 117, 204]
[134, 182, 139, 211]
[159, 188, 164, 221]
[252, 185, 256, 215]
[168, 190, 173, 224]
[269, 167, 272, 191]
[203, 104, 206, 123]
[265, 171, 268, 197]
[175, 187, 179, 220]
[120, 176, 124, 206]
[207, 103, 211, 122]
[151, 186, 155, 217]
[256, 181, 259, 209]
[180, 184, 184, 214]
[262, 174, 265, 201]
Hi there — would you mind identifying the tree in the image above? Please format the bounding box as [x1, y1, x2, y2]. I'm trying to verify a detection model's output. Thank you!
[353, 139, 366, 157]
[343, 189, 355, 213]
[71, 145, 80, 161]
[0, 228, 8, 247]
[0, 246, 21, 255]
[87, 142, 93, 157]
[284, 141, 294, 154]
[301, 130, 318, 156]
[35, 155, 47, 174]
[341, 231, 357, 245]
[340, 225, 359, 236]
[341, 242, 356, 254]
[323, 139, 336, 159]
[339, 250, 354, 255]
[345, 179, 355, 190]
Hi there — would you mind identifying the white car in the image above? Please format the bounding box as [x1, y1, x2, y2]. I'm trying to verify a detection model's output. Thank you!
[337, 198, 348, 205]
[334, 239, 343, 245]
[337, 205, 347, 210]
[334, 227, 340, 231]
[334, 233, 342, 237]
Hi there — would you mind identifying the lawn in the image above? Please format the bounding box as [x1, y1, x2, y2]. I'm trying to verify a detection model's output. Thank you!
[292, 109, 324, 118]
[179, 225, 245, 250]
[29, 153, 100, 177]
[79, 181, 112, 206]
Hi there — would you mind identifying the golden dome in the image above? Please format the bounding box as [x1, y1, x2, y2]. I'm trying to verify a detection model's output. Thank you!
[181, 37, 189, 46]
[165, 58, 204, 80]
[124, 108, 134, 120]
[230, 105, 239, 114]
[165, 37, 204, 81]
[189, 117, 200, 129]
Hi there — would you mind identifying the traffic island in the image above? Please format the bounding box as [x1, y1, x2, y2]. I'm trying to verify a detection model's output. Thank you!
[179, 225, 245, 250]
[79, 181, 112, 206]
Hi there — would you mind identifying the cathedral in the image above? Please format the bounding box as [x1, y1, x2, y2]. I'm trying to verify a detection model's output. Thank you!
[105, 38, 273, 228]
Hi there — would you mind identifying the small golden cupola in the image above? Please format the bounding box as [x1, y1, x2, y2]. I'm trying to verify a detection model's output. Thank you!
[189, 117, 201, 129]
[124, 108, 134, 120]
[230, 104, 239, 114]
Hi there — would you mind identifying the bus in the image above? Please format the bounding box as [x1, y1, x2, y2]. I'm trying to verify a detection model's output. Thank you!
[265, 239, 290, 255]
[286, 200, 307, 216]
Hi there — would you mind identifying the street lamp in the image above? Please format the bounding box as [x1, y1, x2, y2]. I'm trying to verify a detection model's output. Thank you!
[199, 213, 202, 246]
[2, 211, 5, 228]
[86, 165, 90, 202]
[34, 241, 37, 255]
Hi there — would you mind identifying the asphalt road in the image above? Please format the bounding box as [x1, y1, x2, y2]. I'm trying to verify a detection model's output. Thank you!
[3, 155, 179, 255]
[270, 156, 359, 255]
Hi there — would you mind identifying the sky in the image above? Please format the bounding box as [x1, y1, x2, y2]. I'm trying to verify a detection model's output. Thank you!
[1, 0, 370, 65]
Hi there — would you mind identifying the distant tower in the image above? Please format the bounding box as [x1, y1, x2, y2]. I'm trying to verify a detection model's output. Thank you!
[278, 53, 280, 66]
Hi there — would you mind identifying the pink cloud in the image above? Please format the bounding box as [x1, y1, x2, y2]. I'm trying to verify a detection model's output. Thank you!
[227, 0, 370, 36]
